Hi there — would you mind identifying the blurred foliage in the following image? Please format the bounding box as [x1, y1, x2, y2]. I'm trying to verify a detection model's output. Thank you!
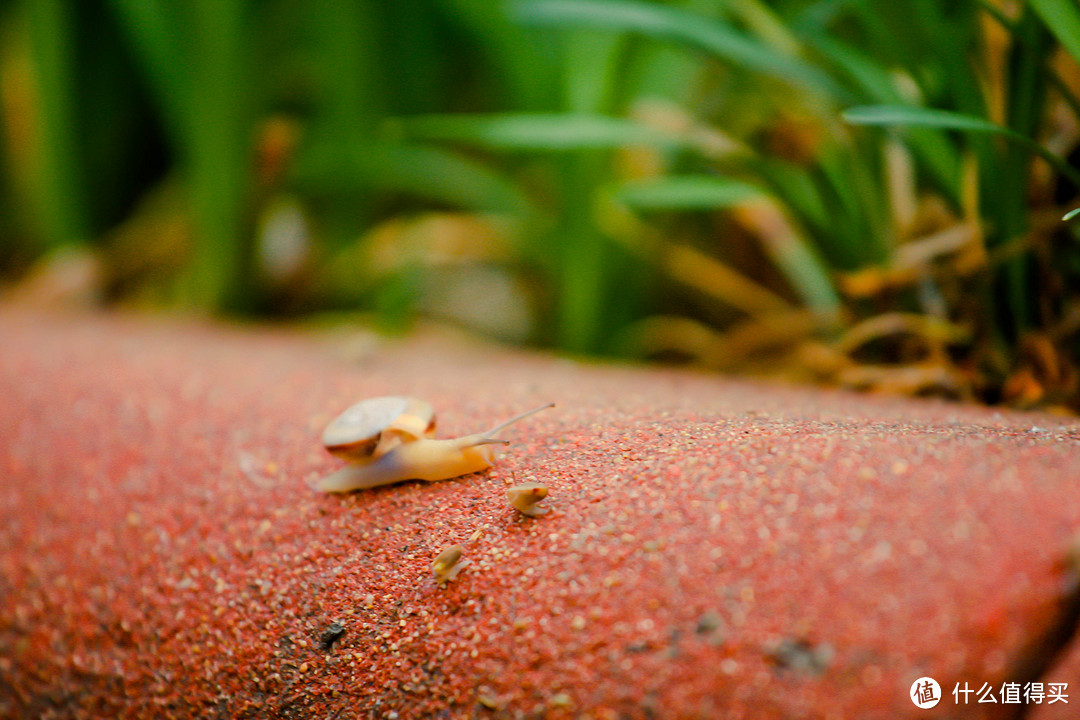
[3, 0, 1080, 411]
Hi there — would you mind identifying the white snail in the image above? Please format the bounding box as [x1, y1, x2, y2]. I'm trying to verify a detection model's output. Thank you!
[315, 396, 554, 493]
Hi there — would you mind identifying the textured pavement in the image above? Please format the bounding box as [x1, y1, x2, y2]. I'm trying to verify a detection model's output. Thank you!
[2, 306, 1079, 719]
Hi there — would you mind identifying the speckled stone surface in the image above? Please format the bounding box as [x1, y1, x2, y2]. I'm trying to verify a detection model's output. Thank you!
[2, 307, 1079, 719]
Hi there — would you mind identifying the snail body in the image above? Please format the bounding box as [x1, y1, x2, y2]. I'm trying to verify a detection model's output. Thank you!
[316, 397, 553, 493]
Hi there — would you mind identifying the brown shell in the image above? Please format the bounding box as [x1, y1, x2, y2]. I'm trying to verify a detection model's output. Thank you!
[322, 396, 435, 462]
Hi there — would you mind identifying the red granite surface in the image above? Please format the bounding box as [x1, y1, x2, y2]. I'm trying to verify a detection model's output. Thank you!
[2, 306, 1079, 719]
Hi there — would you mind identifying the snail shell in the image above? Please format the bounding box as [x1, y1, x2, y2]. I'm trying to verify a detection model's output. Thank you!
[507, 482, 550, 517]
[321, 396, 435, 462]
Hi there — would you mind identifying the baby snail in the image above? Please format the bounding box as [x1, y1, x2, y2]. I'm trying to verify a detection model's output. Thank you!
[432, 544, 469, 583]
[506, 482, 550, 517]
[316, 396, 554, 493]
[430, 527, 488, 585]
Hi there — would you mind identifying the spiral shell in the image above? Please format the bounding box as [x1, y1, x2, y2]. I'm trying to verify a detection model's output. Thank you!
[321, 396, 435, 462]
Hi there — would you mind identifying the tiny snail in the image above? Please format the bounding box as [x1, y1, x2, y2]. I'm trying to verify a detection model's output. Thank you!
[316, 397, 554, 493]
[506, 482, 550, 517]
[432, 544, 469, 583]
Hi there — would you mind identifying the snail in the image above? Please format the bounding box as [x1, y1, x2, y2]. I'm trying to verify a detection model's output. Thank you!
[315, 397, 554, 493]
[431, 544, 469, 583]
[430, 527, 489, 585]
[506, 482, 550, 517]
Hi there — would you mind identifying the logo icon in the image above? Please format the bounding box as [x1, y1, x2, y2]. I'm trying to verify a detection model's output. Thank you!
[911, 677, 941, 708]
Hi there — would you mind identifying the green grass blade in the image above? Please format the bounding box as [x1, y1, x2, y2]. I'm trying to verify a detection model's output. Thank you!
[552, 153, 616, 354]
[1028, 0, 1080, 63]
[612, 175, 762, 211]
[513, 0, 848, 101]
[25, 0, 87, 247]
[436, 0, 556, 110]
[815, 142, 890, 267]
[752, 159, 830, 236]
[811, 40, 959, 197]
[301, 0, 385, 248]
[845, 105, 1008, 139]
[563, 29, 624, 113]
[843, 105, 1080, 189]
[808, 35, 899, 103]
[107, 0, 189, 148]
[308, 0, 382, 136]
[292, 141, 534, 215]
[181, 0, 252, 309]
[913, 0, 986, 116]
[725, 0, 802, 57]
[396, 112, 690, 152]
